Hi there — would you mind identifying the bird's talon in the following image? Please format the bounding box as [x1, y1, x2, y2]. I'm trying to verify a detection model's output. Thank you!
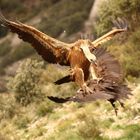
[82, 85, 93, 95]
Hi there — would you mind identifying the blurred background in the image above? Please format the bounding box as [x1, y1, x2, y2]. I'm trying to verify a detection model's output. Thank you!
[0, 0, 140, 139]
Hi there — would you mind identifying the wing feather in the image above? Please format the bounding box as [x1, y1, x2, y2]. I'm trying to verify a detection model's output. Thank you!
[92, 28, 127, 47]
[93, 47, 123, 83]
[92, 17, 128, 47]
[0, 13, 72, 65]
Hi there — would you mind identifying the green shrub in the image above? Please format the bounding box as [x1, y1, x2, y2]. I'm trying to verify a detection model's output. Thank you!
[108, 29, 140, 78]
[36, 101, 55, 117]
[77, 113, 101, 140]
[115, 124, 140, 140]
[0, 94, 18, 120]
[8, 58, 45, 106]
[95, 0, 140, 36]
[95, 0, 140, 79]
[15, 116, 30, 129]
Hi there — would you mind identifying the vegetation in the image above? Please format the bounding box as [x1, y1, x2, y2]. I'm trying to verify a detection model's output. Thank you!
[39, 0, 94, 37]
[95, 0, 140, 79]
[0, 42, 35, 72]
[0, 0, 140, 140]
[8, 58, 45, 105]
[95, 0, 140, 36]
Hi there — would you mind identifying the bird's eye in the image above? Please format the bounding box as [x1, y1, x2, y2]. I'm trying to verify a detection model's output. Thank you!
[90, 47, 96, 52]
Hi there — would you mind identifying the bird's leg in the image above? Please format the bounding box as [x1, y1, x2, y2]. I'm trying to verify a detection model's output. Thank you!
[72, 67, 93, 96]
[108, 99, 118, 116]
[81, 83, 93, 96]
[119, 101, 125, 108]
[90, 63, 103, 84]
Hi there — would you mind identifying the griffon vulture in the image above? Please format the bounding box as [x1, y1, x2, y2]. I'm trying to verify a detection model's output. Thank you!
[0, 13, 127, 95]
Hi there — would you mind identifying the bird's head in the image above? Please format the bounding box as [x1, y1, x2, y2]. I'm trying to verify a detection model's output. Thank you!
[79, 39, 97, 63]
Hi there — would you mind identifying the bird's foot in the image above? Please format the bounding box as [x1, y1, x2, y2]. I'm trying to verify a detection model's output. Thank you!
[78, 84, 93, 96]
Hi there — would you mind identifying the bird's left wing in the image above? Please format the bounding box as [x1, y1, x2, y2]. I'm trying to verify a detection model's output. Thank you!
[92, 18, 127, 47]
[0, 13, 72, 65]
[92, 28, 126, 47]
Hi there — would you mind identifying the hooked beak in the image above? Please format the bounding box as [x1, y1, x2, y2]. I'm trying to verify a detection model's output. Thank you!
[80, 44, 97, 63]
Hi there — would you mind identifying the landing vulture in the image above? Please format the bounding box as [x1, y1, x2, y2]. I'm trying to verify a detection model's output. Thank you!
[0, 13, 127, 94]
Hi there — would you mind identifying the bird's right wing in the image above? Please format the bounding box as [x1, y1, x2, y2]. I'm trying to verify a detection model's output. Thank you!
[0, 13, 72, 65]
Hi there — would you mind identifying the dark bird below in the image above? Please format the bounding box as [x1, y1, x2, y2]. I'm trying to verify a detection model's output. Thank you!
[48, 79, 132, 115]
[47, 47, 132, 115]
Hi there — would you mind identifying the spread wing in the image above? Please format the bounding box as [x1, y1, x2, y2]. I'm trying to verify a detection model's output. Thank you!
[92, 18, 127, 47]
[0, 13, 72, 65]
[93, 47, 123, 83]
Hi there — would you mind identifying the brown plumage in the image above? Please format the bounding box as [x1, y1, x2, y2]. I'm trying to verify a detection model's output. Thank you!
[0, 13, 127, 94]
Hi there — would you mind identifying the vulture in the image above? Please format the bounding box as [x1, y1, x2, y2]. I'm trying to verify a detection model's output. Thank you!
[0, 13, 127, 96]
[48, 47, 132, 115]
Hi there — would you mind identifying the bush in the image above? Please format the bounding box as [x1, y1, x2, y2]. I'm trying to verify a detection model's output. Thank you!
[108, 29, 140, 78]
[77, 113, 101, 139]
[0, 94, 18, 120]
[95, 0, 140, 79]
[8, 58, 45, 106]
[95, 0, 140, 36]
[15, 116, 30, 129]
[36, 101, 55, 117]
[115, 124, 140, 140]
